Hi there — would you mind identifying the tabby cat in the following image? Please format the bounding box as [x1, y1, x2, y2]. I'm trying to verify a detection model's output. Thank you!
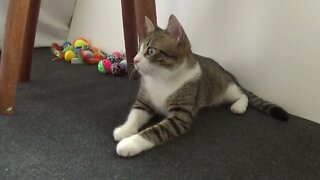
[113, 15, 288, 157]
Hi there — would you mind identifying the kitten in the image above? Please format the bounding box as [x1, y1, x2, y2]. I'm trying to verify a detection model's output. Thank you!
[113, 15, 288, 157]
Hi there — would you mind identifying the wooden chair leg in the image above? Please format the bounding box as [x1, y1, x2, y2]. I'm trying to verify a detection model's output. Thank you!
[134, 0, 157, 40]
[19, 0, 42, 82]
[0, 0, 40, 115]
[121, 0, 157, 79]
[121, 0, 138, 79]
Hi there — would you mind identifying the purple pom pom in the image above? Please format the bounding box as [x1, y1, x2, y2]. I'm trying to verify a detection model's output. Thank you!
[119, 60, 127, 72]
[111, 62, 127, 75]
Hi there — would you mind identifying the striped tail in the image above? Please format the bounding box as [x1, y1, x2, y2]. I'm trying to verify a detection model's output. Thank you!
[242, 88, 289, 121]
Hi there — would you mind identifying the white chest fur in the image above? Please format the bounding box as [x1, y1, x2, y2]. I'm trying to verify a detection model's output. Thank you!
[143, 62, 201, 114]
[144, 77, 178, 114]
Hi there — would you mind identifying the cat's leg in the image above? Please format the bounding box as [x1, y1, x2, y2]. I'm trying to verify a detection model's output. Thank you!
[113, 99, 155, 141]
[116, 109, 192, 157]
[223, 83, 248, 114]
[113, 109, 152, 141]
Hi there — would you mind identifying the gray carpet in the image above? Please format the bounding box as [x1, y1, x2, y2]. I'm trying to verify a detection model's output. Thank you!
[0, 48, 319, 180]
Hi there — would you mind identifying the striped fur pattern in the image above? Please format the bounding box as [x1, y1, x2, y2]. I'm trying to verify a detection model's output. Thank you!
[114, 15, 288, 157]
[241, 88, 289, 121]
[138, 79, 198, 145]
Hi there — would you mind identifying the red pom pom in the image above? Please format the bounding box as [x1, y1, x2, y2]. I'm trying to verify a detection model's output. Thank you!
[112, 52, 122, 59]
[102, 59, 112, 73]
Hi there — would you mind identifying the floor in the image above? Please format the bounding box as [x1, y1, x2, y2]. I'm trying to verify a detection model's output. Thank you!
[0, 48, 319, 180]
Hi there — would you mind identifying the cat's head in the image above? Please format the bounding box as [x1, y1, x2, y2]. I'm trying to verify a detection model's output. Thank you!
[133, 15, 195, 78]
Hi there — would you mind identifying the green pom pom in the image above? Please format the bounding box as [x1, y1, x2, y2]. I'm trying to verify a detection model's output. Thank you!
[63, 46, 74, 53]
[78, 56, 85, 64]
[98, 61, 106, 73]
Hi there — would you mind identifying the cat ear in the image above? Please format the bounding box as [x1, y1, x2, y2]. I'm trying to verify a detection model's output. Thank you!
[145, 16, 155, 35]
[166, 15, 183, 42]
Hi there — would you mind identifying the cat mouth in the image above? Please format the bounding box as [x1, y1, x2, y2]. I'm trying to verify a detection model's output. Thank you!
[134, 64, 139, 71]
[134, 65, 150, 75]
[134, 64, 145, 75]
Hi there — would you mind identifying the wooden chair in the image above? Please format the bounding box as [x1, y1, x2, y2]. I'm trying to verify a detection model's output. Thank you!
[0, 0, 157, 115]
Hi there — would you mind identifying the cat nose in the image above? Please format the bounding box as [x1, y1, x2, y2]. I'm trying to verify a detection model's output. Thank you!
[133, 58, 140, 64]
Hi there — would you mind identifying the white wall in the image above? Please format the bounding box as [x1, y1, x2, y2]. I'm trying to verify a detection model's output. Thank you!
[0, 0, 77, 48]
[68, 0, 124, 53]
[68, 0, 320, 123]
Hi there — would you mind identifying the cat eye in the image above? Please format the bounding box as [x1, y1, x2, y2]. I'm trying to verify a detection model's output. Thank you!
[147, 47, 157, 56]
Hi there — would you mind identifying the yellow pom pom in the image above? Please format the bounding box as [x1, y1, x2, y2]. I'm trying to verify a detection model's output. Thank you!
[73, 38, 89, 48]
[64, 51, 76, 62]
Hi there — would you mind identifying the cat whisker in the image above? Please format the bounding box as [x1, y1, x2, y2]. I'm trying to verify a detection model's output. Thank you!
[129, 68, 137, 80]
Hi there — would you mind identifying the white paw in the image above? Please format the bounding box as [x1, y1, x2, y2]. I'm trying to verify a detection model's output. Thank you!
[116, 135, 154, 157]
[113, 125, 137, 141]
[231, 98, 248, 114]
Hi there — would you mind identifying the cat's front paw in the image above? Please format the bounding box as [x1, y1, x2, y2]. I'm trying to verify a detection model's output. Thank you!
[230, 99, 247, 114]
[113, 125, 137, 141]
[116, 134, 154, 157]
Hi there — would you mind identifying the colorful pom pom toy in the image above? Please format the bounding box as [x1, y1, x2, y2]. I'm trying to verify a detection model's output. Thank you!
[73, 37, 89, 48]
[50, 37, 127, 76]
[97, 53, 127, 76]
